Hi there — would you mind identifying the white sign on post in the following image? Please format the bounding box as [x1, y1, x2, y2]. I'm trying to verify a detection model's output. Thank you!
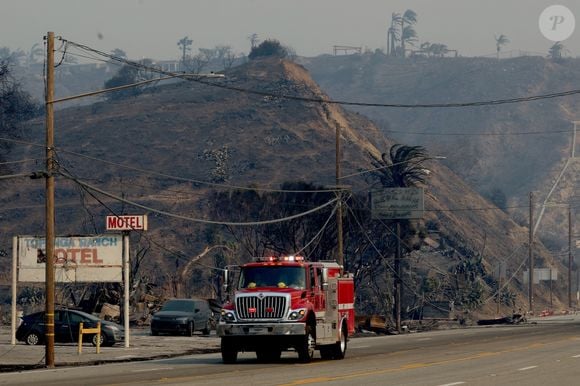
[370, 187, 424, 219]
[17, 235, 123, 283]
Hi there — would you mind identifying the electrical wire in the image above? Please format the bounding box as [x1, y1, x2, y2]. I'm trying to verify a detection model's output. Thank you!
[0, 172, 35, 180]
[345, 194, 536, 311]
[56, 148, 342, 193]
[59, 171, 339, 226]
[481, 244, 528, 306]
[0, 136, 45, 149]
[0, 158, 45, 165]
[63, 38, 580, 109]
[294, 200, 339, 257]
[343, 199, 450, 313]
[383, 129, 574, 136]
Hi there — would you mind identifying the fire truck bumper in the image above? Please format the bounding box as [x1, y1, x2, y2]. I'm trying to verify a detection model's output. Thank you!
[217, 322, 306, 336]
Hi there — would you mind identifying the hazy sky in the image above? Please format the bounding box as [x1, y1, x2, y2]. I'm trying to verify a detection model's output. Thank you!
[1, 0, 579, 60]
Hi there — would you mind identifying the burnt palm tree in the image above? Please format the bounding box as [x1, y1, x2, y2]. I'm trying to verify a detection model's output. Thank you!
[387, 13, 401, 56]
[368, 144, 430, 330]
[548, 41, 565, 60]
[400, 10, 418, 58]
[370, 144, 430, 188]
[495, 34, 509, 59]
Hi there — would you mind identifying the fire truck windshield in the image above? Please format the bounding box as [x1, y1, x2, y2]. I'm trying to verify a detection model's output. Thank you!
[239, 266, 306, 289]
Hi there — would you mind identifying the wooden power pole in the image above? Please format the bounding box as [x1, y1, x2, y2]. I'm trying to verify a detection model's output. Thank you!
[335, 122, 344, 267]
[394, 222, 401, 333]
[44, 31, 56, 368]
[569, 207, 573, 309]
[528, 192, 534, 314]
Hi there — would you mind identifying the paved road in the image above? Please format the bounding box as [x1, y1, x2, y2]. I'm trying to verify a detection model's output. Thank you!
[0, 314, 578, 385]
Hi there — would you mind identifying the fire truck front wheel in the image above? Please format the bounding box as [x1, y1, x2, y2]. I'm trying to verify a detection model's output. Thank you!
[320, 323, 347, 360]
[332, 324, 347, 359]
[221, 337, 238, 364]
[297, 326, 315, 363]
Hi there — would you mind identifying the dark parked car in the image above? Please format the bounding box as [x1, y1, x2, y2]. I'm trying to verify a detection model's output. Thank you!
[16, 309, 124, 347]
[151, 298, 212, 336]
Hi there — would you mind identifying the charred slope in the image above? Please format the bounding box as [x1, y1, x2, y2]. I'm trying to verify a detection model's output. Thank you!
[0, 58, 563, 311]
[302, 53, 579, 250]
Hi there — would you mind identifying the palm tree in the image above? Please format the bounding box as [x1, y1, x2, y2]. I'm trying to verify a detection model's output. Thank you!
[495, 34, 509, 59]
[369, 144, 430, 329]
[548, 42, 565, 60]
[370, 144, 430, 188]
[400, 10, 418, 58]
[387, 13, 401, 56]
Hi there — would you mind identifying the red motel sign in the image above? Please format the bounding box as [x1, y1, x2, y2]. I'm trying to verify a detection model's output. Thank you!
[106, 215, 148, 231]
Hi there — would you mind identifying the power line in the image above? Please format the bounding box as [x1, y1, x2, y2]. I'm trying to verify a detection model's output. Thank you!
[0, 136, 45, 149]
[63, 38, 580, 109]
[0, 158, 44, 166]
[59, 171, 339, 226]
[65, 170, 223, 272]
[65, 162, 342, 274]
[0, 172, 36, 180]
[295, 201, 339, 258]
[383, 129, 574, 136]
[57, 148, 341, 193]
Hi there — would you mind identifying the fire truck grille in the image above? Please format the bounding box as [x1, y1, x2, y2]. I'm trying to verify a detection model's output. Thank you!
[236, 295, 287, 320]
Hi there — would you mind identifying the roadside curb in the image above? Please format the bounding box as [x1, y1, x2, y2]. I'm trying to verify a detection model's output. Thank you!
[0, 347, 221, 373]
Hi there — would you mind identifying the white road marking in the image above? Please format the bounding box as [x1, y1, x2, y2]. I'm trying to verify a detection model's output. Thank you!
[518, 366, 538, 371]
[131, 367, 174, 373]
[437, 382, 465, 386]
[572, 354, 580, 358]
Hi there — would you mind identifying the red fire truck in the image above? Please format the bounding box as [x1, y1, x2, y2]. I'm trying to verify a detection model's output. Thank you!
[217, 255, 355, 363]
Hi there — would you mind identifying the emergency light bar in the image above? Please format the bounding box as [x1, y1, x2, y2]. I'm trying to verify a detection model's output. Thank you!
[255, 255, 304, 262]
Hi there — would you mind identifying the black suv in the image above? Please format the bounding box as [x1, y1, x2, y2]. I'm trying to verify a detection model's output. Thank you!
[151, 298, 212, 336]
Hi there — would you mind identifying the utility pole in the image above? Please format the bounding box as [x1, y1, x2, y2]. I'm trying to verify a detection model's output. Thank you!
[394, 222, 401, 333]
[528, 192, 534, 314]
[569, 207, 573, 309]
[496, 263, 502, 315]
[335, 122, 344, 267]
[44, 31, 56, 368]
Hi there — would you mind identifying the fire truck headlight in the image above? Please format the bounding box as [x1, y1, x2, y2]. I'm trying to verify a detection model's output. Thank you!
[288, 308, 306, 321]
[221, 309, 236, 322]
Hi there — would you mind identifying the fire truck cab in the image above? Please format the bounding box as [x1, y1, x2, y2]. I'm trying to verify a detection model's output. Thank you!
[217, 255, 355, 363]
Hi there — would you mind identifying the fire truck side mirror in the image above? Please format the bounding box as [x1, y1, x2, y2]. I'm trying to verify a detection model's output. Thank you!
[321, 267, 329, 290]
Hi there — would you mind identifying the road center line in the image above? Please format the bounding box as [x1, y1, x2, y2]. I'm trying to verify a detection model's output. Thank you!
[280, 339, 569, 386]
[518, 366, 538, 371]
[438, 382, 465, 386]
[572, 354, 580, 358]
[131, 367, 173, 373]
